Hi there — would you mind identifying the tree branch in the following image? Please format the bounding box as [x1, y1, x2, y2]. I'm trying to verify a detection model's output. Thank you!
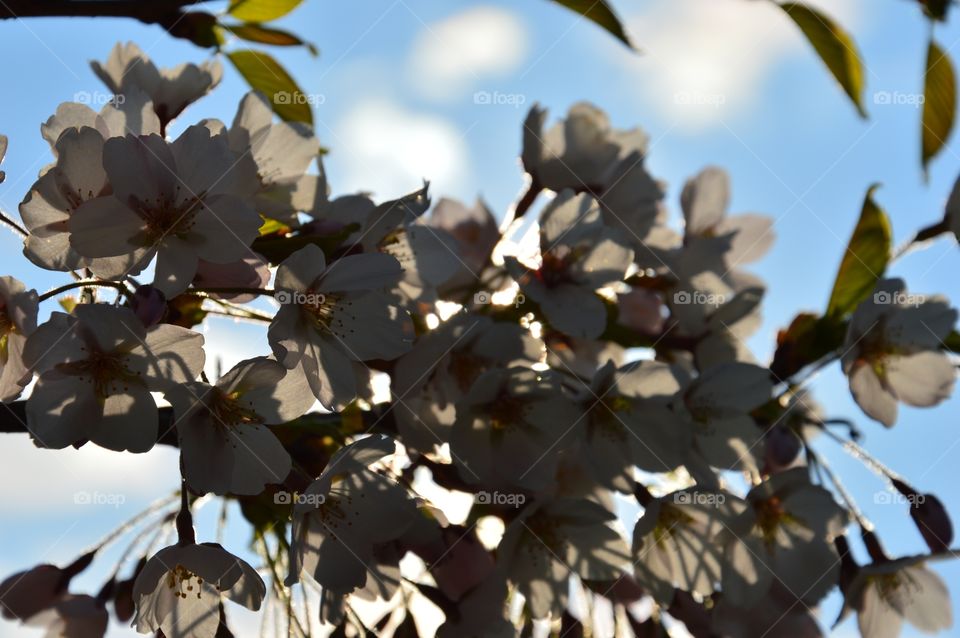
[0, 0, 212, 23]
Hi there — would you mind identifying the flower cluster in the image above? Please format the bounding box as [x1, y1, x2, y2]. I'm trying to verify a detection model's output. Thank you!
[0, 43, 956, 638]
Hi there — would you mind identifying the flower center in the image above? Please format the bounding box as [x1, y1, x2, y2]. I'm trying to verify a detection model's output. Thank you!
[209, 389, 261, 427]
[57, 348, 141, 399]
[128, 187, 206, 244]
[165, 564, 216, 600]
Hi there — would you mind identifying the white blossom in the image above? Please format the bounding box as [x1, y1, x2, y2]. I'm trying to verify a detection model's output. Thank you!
[92, 42, 222, 126]
[393, 315, 542, 453]
[522, 102, 647, 192]
[0, 276, 38, 401]
[287, 436, 417, 595]
[632, 490, 745, 604]
[450, 366, 576, 491]
[721, 468, 849, 607]
[842, 278, 957, 427]
[840, 553, 953, 638]
[133, 542, 265, 638]
[506, 191, 633, 339]
[498, 497, 630, 619]
[269, 244, 412, 409]
[26, 594, 107, 638]
[224, 91, 325, 222]
[68, 125, 260, 296]
[167, 357, 314, 496]
[23, 304, 204, 452]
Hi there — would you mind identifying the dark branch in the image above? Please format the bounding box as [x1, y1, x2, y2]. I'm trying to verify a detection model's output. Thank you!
[0, 0, 212, 23]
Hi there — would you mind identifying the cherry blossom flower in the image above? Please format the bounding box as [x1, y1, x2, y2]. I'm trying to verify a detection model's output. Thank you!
[576, 360, 690, 492]
[673, 361, 773, 473]
[0, 276, 38, 402]
[839, 553, 953, 638]
[132, 542, 265, 638]
[451, 366, 576, 491]
[713, 582, 824, 638]
[632, 490, 745, 604]
[166, 357, 314, 496]
[350, 186, 462, 305]
[68, 125, 261, 296]
[92, 42, 222, 127]
[287, 436, 417, 595]
[842, 278, 957, 427]
[497, 497, 630, 619]
[22, 127, 146, 278]
[40, 89, 160, 154]
[393, 315, 543, 453]
[269, 244, 412, 409]
[721, 468, 849, 607]
[26, 595, 107, 638]
[505, 191, 634, 339]
[680, 166, 774, 268]
[429, 197, 500, 294]
[224, 91, 325, 222]
[23, 304, 204, 452]
[522, 102, 647, 192]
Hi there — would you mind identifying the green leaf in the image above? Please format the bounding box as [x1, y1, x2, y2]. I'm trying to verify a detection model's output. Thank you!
[826, 185, 892, 319]
[223, 23, 318, 55]
[226, 49, 313, 124]
[770, 313, 848, 380]
[227, 0, 303, 23]
[780, 2, 867, 118]
[547, 0, 634, 49]
[922, 39, 957, 172]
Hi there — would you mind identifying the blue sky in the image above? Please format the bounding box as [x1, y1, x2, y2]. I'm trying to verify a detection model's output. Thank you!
[1, 0, 960, 635]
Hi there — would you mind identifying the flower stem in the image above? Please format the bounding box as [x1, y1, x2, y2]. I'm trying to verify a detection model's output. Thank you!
[38, 279, 132, 302]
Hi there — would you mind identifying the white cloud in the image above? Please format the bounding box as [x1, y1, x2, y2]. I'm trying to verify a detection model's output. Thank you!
[0, 434, 178, 514]
[409, 6, 527, 101]
[332, 98, 469, 199]
[615, 0, 863, 129]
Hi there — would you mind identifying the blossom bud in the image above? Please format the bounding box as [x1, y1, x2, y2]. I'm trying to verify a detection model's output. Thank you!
[764, 425, 803, 471]
[131, 285, 166, 328]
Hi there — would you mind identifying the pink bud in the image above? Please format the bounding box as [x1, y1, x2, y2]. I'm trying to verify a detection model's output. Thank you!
[764, 426, 802, 471]
[131, 286, 166, 328]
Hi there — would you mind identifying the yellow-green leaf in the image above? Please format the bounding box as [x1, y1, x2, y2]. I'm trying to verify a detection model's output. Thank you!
[224, 23, 317, 55]
[922, 40, 957, 172]
[780, 2, 867, 118]
[826, 185, 892, 318]
[227, 0, 302, 23]
[226, 49, 313, 125]
[547, 0, 633, 50]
